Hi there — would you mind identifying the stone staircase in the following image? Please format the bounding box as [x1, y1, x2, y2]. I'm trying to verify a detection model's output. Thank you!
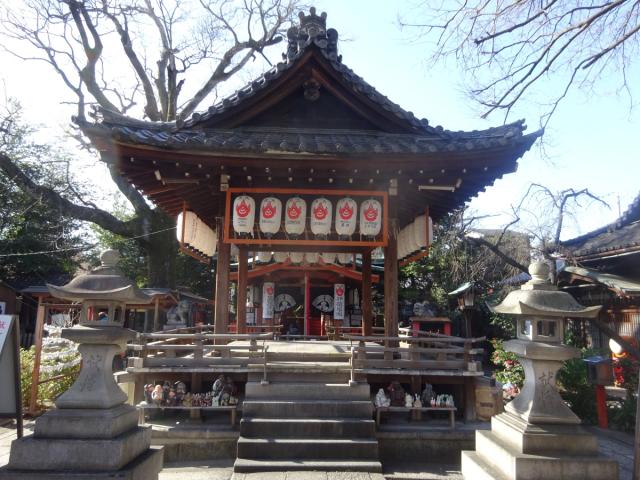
[233, 377, 382, 473]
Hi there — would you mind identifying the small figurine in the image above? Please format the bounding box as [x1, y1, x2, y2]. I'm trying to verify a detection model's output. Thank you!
[374, 388, 390, 408]
[387, 381, 405, 406]
[175, 381, 186, 404]
[182, 392, 192, 407]
[167, 388, 177, 406]
[413, 394, 422, 408]
[162, 380, 171, 402]
[404, 393, 413, 408]
[212, 375, 225, 397]
[152, 384, 164, 406]
[421, 383, 434, 405]
[143, 384, 154, 404]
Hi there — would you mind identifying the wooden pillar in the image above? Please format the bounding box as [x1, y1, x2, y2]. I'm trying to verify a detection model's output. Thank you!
[237, 247, 248, 334]
[214, 219, 231, 336]
[384, 179, 399, 340]
[29, 296, 46, 415]
[304, 271, 311, 336]
[152, 297, 160, 332]
[362, 249, 373, 336]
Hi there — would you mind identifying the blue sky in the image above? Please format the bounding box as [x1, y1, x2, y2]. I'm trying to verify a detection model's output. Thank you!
[1, 0, 638, 241]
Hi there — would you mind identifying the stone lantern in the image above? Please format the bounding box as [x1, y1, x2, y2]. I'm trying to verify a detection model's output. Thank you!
[0, 250, 163, 479]
[461, 262, 618, 480]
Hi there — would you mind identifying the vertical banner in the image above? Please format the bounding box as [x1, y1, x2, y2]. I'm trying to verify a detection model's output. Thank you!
[262, 282, 275, 319]
[0, 315, 22, 438]
[333, 284, 345, 320]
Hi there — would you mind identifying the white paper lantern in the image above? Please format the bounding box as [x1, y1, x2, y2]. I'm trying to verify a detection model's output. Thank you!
[259, 197, 282, 236]
[176, 211, 199, 245]
[405, 222, 420, 254]
[257, 251, 272, 263]
[320, 252, 336, 264]
[230, 244, 239, 261]
[289, 252, 304, 264]
[304, 252, 319, 264]
[310, 198, 333, 236]
[335, 197, 357, 236]
[284, 197, 307, 236]
[273, 252, 288, 263]
[413, 215, 433, 250]
[232, 195, 255, 235]
[201, 224, 217, 257]
[360, 199, 382, 237]
[337, 253, 352, 265]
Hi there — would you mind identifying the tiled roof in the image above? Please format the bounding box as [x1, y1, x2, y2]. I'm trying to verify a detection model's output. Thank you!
[562, 192, 640, 257]
[83, 123, 536, 156]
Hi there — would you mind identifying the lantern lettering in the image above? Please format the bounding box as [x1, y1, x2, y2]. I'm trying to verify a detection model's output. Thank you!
[310, 198, 332, 237]
[360, 199, 382, 237]
[259, 197, 282, 236]
[335, 197, 357, 236]
[334, 283, 346, 320]
[232, 195, 255, 235]
[284, 197, 307, 236]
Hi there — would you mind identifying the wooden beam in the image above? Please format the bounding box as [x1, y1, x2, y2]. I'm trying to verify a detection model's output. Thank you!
[362, 249, 373, 336]
[214, 219, 231, 338]
[385, 180, 399, 343]
[237, 248, 248, 334]
[29, 298, 46, 415]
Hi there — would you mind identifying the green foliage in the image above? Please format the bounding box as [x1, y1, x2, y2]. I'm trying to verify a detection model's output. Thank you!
[488, 311, 516, 339]
[0, 99, 89, 283]
[609, 394, 637, 433]
[490, 338, 525, 388]
[557, 353, 598, 424]
[19, 345, 81, 409]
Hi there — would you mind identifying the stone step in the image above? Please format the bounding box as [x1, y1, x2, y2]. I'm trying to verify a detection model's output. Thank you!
[233, 458, 383, 473]
[237, 437, 379, 460]
[461, 450, 509, 480]
[474, 430, 619, 480]
[245, 381, 370, 400]
[242, 400, 373, 418]
[240, 417, 376, 438]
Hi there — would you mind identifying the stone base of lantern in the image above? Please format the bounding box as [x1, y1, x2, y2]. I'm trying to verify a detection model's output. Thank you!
[461, 412, 618, 480]
[0, 405, 163, 480]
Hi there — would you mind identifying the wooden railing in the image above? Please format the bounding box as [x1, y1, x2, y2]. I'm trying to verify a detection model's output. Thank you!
[345, 333, 485, 378]
[128, 331, 272, 369]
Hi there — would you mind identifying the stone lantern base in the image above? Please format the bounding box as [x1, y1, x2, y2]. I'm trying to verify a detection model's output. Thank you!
[461, 412, 618, 479]
[0, 326, 163, 479]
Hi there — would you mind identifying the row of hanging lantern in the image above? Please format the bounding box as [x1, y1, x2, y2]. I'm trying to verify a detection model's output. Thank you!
[251, 251, 356, 265]
[397, 214, 433, 260]
[233, 195, 383, 238]
[176, 211, 217, 257]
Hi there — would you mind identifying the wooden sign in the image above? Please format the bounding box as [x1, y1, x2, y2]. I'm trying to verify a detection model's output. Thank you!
[0, 315, 23, 438]
[334, 284, 346, 320]
[224, 187, 388, 248]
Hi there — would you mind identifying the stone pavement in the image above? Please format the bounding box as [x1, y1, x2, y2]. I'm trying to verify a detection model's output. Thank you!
[0, 419, 633, 479]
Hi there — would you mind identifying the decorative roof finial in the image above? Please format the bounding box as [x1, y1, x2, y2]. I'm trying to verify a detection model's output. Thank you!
[285, 7, 340, 62]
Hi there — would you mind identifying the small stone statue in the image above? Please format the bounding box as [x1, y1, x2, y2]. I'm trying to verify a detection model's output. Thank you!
[374, 388, 390, 408]
[182, 392, 192, 407]
[413, 394, 422, 408]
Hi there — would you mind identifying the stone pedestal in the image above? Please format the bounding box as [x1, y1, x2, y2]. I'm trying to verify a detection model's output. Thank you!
[0, 326, 163, 479]
[462, 412, 618, 480]
[461, 262, 619, 479]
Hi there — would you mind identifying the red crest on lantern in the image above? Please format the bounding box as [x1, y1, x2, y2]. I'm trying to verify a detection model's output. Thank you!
[236, 199, 251, 218]
[287, 200, 302, 220]
[313, 201, 329, 220]
[336, 286, 344, 297]
[262, 201, 276, 219]
[364, 203, 378, 222]
[339, 202, 354, 220]
[266, 286, 274, 295]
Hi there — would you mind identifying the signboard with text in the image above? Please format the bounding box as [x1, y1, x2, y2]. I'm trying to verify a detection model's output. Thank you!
[0, 315, 22, 437]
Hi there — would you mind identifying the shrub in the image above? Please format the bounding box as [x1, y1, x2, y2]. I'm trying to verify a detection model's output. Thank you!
[490, 338, 524, 388]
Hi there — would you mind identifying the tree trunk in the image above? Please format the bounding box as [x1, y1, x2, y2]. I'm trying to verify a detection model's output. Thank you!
[144, 210, 177, 288]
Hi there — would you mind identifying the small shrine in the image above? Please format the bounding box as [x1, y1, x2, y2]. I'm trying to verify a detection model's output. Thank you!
[0, 250, 163, 480]
[461, 262, 618, 479]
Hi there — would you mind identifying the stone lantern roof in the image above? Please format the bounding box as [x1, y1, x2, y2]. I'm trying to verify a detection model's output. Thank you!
[47, 250, 151, 304]
[492, 262, 600, 318]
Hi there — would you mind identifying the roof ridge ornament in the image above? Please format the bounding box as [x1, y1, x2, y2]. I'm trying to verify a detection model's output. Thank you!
[286, 7, 340, 62]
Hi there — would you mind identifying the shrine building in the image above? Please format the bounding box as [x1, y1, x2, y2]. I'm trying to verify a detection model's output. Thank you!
[79, 8, 540, 341]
